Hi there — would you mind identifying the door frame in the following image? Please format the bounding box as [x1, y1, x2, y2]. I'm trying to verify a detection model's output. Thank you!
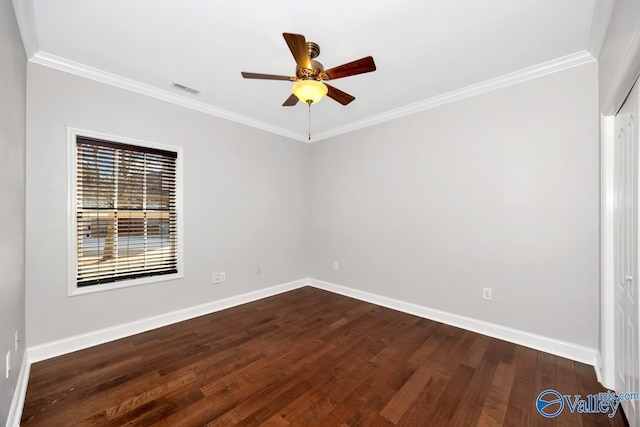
[600, 27, 640, 388]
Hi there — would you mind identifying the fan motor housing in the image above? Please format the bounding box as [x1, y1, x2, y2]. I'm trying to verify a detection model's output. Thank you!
[295, 42, 326, 80]
[296, 65, 327, 81]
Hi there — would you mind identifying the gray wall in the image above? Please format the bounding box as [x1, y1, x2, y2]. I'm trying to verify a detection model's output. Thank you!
[309, 62, 600, 348]
[0, 0, 26, 423]
[598, 0, 640, 112]
[24, 32, 602, 355]
[25, 63, 311, 346]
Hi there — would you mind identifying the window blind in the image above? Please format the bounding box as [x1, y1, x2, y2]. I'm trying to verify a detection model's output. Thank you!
[76, 136, 178, 287]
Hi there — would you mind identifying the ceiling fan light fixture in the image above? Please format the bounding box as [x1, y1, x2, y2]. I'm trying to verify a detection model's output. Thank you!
[292, 79, 327, 104]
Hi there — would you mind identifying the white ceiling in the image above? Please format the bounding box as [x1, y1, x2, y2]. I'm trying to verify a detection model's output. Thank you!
[14, 0, 609, 141]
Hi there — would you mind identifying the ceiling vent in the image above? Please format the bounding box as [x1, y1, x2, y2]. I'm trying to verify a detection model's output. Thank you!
[172, 82, 200, 95]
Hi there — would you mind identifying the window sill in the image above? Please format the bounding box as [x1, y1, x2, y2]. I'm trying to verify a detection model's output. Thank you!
[68, 271, 184, 296]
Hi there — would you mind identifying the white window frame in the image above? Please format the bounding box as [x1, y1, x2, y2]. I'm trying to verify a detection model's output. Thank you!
[67, 127, 184, 296]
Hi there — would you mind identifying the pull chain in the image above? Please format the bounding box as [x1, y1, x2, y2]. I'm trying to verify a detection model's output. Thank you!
[307, 101, 312, 141]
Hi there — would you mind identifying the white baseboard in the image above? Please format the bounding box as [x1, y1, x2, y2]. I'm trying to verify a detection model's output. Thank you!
[308, 278, 598, 366]
[28, 277, 600, 366]
[16, 277, 602, 424]
[27, 278, 308, 363]
[5, 351, 30, 427]
[594, 352, 609, 387]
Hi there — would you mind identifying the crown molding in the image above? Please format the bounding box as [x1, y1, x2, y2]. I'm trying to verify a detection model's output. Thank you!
[28, 48, 594, 144]
[11, 0, 598, 143]
[587, 0, 615, 58]
[29, 52, 309, 143]
[11, 0, 38, 58]
[312, 50, 596, 142]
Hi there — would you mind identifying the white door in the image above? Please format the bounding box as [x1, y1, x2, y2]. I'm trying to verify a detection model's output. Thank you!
[615, 80, 640, 426]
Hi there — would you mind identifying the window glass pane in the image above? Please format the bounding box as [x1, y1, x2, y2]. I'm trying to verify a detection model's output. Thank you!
[78, 145, 115, 209]
[146, 154, 174, 210]
[117, 150, 144, 209]
[76, 136, 178, 287]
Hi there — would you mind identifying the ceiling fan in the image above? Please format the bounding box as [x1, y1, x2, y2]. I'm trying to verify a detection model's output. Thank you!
[241, 32, 376, 107]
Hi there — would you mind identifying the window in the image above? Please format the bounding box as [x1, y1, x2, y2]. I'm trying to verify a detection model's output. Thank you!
[69, 129, 182, 295]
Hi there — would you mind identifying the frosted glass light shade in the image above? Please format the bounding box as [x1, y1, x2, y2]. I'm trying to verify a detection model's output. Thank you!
[292, 80, 328, 104]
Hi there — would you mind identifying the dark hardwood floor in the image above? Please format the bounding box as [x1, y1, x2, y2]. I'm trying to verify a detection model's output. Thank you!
[21, 287, 628, 426]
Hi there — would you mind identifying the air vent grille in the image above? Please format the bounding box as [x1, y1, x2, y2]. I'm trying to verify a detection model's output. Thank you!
[172, 82, 200, 95]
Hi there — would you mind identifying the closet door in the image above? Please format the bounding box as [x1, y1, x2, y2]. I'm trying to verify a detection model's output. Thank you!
[614, 80, 640, 427]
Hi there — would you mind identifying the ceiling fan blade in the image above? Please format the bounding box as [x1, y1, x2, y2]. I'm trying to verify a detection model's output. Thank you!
[241, 72, 294, 81]
[326, 84, 355, 105]
[324, 56, 376, 80]
[283, 33, 311, 69]
[283, 93, 299, 106]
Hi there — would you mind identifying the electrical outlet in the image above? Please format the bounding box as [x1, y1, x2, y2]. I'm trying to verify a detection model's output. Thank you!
[213, 272, 220, 284]
[5, 351, 10, 379]
[333, 262, 339, 271]
[14, 331, 18, 352]
[256, 266, 261, 275]
[483, 287, 492, 300]
[219, 272, 226, 282]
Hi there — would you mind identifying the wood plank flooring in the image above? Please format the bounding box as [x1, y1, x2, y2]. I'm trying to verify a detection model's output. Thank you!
[21, 287, 629, 426]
